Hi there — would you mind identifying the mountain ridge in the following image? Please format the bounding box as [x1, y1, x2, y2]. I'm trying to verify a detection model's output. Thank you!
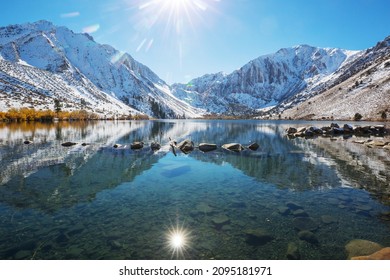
[0, 20, 389, 120]
[0, 20, 203, 118]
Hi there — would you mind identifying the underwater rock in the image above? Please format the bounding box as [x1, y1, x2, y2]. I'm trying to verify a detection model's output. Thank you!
[150, 142, 161, 151]
[354, 204, 372, 212]
[292, 209, 308, 217]
[196, 202, 214, 214]
[247, 142, 260, 151]
[379, 211, 390, 221]
[351, 247, 390, 260]
[286, 242, 300, 260]
[293, 217, 318, 231]
[244, 229, 274, 246]
[131, 141, 144, 150]
[177, 139, 194, 153]
[61, 141, 77, 147]
[286, 202, 303, 210]
[345, 239, 383, 259]
[222, 143, 244, 152]
[298, 230, 318, 244]
[110, 240, 122, 250]
[211, 214, 230, 229]
[199, 143, 217, 152]
[277, 206, 290, 216]
[15, 250, 31, 259]
[321, 215, 338, 224]
[161, 165, 191, 178]
[327, 198, 339, 205]
[66, 246, 84, 258]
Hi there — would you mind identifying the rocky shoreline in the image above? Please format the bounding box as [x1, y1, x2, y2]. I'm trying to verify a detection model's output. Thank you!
[286, 123, 390, 149]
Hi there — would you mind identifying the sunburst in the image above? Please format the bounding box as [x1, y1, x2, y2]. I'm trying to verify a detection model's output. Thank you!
[165, 222, 192, 259]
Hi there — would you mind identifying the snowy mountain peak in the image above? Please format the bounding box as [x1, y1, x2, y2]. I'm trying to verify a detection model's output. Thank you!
[0, 20, 203, 118]
[171, 44, 363, 114]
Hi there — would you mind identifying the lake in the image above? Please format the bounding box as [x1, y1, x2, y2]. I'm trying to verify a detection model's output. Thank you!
[0, 120, 389, 260]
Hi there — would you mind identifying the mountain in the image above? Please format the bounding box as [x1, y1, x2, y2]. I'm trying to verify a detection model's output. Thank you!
[280, 36, 390, 120]
[172, 45, 360, 115]
[0, 20, 203, 118]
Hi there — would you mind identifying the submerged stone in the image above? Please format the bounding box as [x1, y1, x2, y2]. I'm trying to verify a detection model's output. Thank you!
[286, 202, 303, 210]
[345, 239, 383, 259]
[161, 165, 191, 178]
[15, 250, 31, 260]
[351, 247, 390, 260]
[286, 242, 300, 260]
[277, 206, 290, 216]
[196, 202, 214, 214]
[244, 229, 274, 246]
[293, 217, 318, 231]
[292, 209, 308, 217]
[321, 215, 338, 224]
[298, 230, 319, 244]
[211, 214, 230, 229]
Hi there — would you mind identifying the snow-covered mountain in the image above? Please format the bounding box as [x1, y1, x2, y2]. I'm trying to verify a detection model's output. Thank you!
[0, 20, 203, 118]
[281, 36, 390, 120]
[172, 45, 360, 115]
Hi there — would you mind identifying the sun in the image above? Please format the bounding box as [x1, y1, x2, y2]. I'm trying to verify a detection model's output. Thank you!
[137, 0, 210, 36]
[165, 223, 192, 259]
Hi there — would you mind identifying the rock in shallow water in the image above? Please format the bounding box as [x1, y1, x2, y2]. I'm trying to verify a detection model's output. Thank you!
[345, 239, 383, 259]
[211, 214, 230, 229]
[199, 143, 217, 152]
[351, 247, 390, 260]
[286, 242, 300, 260]
[321, 215, 338, 224]
[298, 230, 319, 244]
[244, 229, 274, 246]
[293, 217, 318, 231]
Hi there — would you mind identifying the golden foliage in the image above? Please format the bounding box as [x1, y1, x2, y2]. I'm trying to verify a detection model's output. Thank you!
[0, 108, 147, 122]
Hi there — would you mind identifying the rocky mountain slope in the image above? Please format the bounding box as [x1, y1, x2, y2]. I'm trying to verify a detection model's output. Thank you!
[172, 45, 360, 115]
[0, 20, 203, 118]
[281, 36, 390, 120]
[1, 20, 389, 120]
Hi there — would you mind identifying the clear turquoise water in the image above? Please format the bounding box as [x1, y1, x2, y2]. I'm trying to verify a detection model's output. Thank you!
[0, 120, 389, 259]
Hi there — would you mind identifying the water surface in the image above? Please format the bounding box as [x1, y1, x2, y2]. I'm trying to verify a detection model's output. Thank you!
[0, 120, 389, 259]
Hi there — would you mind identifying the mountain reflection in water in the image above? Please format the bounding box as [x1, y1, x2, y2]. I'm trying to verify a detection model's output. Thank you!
[0, 120, 389, 260]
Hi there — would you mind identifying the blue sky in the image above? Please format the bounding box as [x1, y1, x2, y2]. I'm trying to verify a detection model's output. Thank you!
[1, 0, 389, 84]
